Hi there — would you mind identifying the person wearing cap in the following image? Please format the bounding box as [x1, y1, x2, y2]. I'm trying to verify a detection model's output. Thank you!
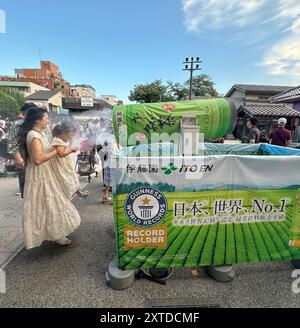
[269, 118, 291, 147]
[246, 117, 261, 144]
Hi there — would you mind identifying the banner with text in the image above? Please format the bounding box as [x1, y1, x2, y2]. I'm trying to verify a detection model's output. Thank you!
[114, 151, 300, 270]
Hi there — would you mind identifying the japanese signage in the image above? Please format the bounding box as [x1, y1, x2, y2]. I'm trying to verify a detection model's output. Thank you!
[113, 144, 300, 270]
[81, 97, 94, 107]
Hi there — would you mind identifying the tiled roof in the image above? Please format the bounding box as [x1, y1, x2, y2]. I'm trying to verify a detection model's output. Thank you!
[239, 102, 300, 117]
[226, 84, 293, 97]
[26, 90, 58, 100]
[271, 86, 300, 103]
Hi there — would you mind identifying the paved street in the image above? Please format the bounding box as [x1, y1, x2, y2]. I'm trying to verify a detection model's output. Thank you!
[0, 176, 24, 270]
[0, 169, 92, 270]
[0, 177, 300, 308]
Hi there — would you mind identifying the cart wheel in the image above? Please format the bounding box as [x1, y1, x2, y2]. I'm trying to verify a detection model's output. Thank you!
[291, 259, 300, 269]
[206, 265, 235, 282]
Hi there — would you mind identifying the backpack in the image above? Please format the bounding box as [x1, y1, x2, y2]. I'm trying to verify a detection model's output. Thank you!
[251, 127, 270, 143]
[260, 133, 270, 143]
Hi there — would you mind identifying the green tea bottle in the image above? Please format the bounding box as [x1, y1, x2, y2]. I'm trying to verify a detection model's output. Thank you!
[113, 98, 237, 146]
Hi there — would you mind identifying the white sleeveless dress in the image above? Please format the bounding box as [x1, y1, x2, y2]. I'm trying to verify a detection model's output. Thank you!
[23, 130, 81, 249]
[51, 137, 80, 199]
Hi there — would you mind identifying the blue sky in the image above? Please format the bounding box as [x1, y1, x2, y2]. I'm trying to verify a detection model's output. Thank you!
[0, 0, 300, 102]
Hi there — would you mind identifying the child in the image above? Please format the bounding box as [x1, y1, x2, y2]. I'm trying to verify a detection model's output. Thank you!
[52, 122, 89, 199]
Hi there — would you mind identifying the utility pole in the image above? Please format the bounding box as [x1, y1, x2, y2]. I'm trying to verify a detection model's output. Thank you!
[182, 57, 201, 100]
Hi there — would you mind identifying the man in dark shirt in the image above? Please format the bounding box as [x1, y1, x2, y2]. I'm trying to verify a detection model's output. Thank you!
[247, 117, 261, 143]
[269, 118, 291, 147]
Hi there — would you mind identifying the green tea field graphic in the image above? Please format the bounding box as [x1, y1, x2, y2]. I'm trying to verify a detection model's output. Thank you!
[115, 189, 300, 270]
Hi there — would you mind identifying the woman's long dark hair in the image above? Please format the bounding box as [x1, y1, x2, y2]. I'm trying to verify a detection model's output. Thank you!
[18, 106, 48, 163]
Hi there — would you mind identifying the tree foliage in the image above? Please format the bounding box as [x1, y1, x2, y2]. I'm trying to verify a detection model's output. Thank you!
[128, 80, 171, 103]
[186, 74, 219, 97]
[1, 88, 26, 107]
[128, 75, 219, 103]
[0, 91, 20, 119]
[117, 182, 175, 194]
[166, 81, 188, 101]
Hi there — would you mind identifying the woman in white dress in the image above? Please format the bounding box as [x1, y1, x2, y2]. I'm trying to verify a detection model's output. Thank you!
[19, 107, 81, 248]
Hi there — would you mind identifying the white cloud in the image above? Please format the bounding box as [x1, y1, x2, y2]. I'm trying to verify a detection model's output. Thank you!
[182, 0, 268, 32]
[262, 0, 300, 76]
[182, 0, 300, 77]
[286, 16, 300, 33]
[261, 36, 300, 76]
[276, 0, 300, 20]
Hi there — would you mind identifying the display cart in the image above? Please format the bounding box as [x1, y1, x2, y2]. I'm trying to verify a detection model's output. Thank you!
[106, 99, 300, 289]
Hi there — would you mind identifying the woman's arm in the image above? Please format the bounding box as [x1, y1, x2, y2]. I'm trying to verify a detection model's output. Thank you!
[31, 138, 57, 166]
[55, 145, 78, 158]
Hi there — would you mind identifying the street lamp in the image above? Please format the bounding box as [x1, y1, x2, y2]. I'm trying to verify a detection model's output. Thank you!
[182, 57, 202, 100]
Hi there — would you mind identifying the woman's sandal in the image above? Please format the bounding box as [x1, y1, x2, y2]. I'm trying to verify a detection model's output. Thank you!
[102, 196, 112, 204]
[55, 238, 72, 246]
[77, 189, 89, 198]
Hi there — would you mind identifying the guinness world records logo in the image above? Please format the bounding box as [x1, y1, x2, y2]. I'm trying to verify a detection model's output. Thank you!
[124, 187, 168, 227]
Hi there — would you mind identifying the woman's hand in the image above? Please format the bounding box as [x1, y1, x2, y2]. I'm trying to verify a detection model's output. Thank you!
[56, 146, 74, 157]
[14, 153, 25, 168]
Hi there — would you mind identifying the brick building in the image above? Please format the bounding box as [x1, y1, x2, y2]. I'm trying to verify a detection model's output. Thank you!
[0, 61, 70, 96]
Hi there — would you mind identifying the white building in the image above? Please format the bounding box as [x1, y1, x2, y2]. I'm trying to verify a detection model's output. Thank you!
[26, 90, 63, 114]
[70, 84, 96, 98]
[100, 95, 118, 106]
